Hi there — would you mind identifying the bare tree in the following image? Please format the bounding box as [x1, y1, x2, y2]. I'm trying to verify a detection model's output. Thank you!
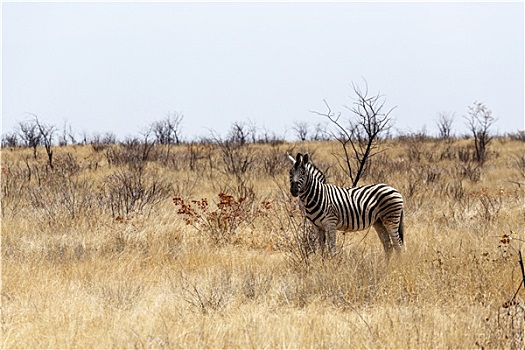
[150, 112, 184, 163]
[2, 133, 18, 148]
[228, 121, 249, 145]
[90, 131, 118, 152]
[436, 112, 455, 140]
[292, 121, 309, 141]
[151, 112, 184, 145]
[34, 117, 57, 169]
[465, 101, 497, 164]
[311, 122, 330, 141]
[18, 119, 41, 158]
[259, 126, 284, 145]
[58, 123, 68, 146]
[58, 120, 77, 146]
[311, 80, 394, 186]
[18, 116, 57, 166]
[247, 119, 259, 143]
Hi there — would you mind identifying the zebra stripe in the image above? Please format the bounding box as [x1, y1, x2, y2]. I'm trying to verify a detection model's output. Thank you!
[288, 152, 404, 256]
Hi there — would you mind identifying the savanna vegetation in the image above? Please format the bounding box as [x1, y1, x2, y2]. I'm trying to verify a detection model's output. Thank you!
[2, 126, 525, 348]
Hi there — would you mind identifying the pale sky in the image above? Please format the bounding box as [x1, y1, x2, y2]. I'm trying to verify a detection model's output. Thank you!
[2, 2, 524, 141]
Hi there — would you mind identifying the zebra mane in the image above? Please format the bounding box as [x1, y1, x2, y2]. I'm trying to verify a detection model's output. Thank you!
[305, 161, 327, 184]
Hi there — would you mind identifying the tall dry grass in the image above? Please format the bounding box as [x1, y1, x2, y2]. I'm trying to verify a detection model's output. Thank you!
[2, 136, 525, 348]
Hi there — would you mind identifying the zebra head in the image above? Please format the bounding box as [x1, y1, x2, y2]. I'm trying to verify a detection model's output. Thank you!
[288, 152, 309, 197]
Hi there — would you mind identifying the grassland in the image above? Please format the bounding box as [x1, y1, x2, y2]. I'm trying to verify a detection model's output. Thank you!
[1, 136, 525, 348]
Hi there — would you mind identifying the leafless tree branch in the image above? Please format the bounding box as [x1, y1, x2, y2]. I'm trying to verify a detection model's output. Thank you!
[464, 101, 497, 164]
[310, 80, 395, 186]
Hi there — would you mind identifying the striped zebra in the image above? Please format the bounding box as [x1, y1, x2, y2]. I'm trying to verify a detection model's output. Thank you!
[288, 152, 404, 256]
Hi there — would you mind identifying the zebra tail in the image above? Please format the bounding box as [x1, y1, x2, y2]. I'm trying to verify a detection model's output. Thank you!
[398, 210, 405, 246]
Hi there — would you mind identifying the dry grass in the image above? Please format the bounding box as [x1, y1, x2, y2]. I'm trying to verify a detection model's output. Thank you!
[2, 137, 525, 348]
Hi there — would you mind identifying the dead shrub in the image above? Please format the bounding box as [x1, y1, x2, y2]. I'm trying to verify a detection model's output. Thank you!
[103, 165, 171, 217]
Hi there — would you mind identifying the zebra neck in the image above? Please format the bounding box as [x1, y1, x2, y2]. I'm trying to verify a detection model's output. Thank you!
[305, 163, 326, 183]
[298, 171, 324, 202]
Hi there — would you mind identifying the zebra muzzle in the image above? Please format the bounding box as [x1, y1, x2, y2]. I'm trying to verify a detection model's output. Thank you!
[290, 183, 299, 197]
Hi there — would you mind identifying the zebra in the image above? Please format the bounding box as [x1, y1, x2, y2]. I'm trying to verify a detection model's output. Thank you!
[288, 152, 404, 257]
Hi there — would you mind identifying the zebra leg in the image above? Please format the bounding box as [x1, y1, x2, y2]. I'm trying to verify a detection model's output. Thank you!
[382, 217, 404, 252]
[373, 221, 393, 257]
[326, 224, 337, 254]
[316, 227, 327, 254]
[316, 226, 337, 256]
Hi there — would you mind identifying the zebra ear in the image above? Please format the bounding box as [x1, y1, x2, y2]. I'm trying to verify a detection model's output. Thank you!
[287, 153, 296, 165]
[303, 153, 309, 164]
[295, 153, 302, 164]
